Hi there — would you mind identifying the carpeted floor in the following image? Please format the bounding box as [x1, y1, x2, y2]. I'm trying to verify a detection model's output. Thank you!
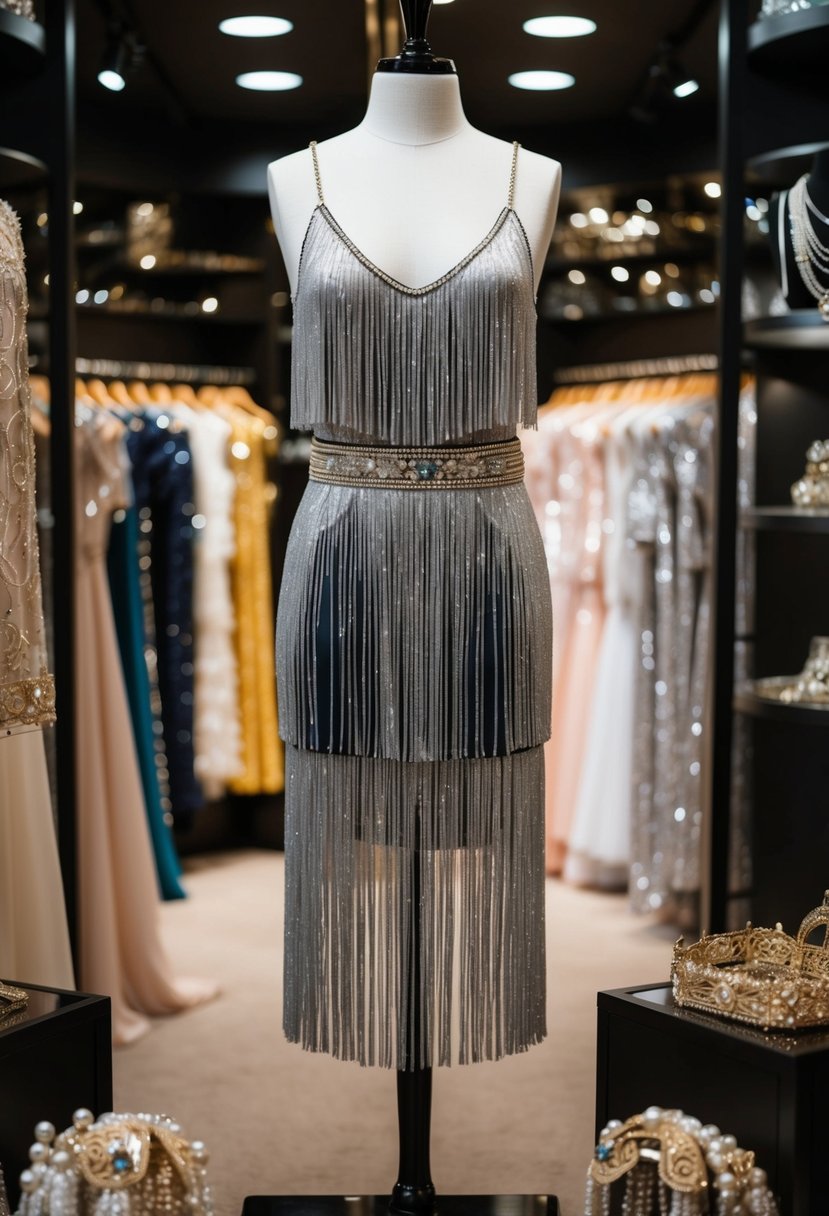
[114, 850, 675, 1216]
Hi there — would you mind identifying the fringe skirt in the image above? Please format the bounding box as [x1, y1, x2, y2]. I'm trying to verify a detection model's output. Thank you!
[277, 477, 551, 1069]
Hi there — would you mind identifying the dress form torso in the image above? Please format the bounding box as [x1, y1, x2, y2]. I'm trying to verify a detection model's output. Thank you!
[268, 72, 560, 296]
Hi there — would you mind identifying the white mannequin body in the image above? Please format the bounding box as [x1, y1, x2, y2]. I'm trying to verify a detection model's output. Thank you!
[268, 72, 561, 296]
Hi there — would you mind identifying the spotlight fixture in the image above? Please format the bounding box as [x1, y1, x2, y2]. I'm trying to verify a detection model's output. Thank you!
[236, 70, 303, 91]
[97, 24, 143, 92]
[508, 70, 575, 91]
[629, 40, 700, 122]
[218, 15, 293, 37]
[523, 15, 596, 37]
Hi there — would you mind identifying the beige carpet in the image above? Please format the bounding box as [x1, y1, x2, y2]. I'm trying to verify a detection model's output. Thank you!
[114, 850, 675, 1216]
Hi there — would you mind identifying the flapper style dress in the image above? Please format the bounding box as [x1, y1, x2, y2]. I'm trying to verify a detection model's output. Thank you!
[277, 143, 552, 1069]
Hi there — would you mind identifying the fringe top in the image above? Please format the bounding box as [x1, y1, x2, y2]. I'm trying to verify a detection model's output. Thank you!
[290, 141, 537, 447]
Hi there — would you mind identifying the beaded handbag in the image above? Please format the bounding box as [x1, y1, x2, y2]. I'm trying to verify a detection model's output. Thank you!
[13, 1110, 213, 1216]
[585, 1106, 778, 1216]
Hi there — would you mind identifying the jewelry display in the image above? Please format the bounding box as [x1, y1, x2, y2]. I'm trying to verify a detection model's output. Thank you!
[0, 0, 36, 18]
[791, 438, 829, 507]
[13, 1111, 213, 1216]
[753, 636, 829, 707]
[787, 175, 829, 321]
[672, 890, 829, 1030]
[586, 1106, 779, 1216]
[0, 982, 28, 1022]
[760, 0, 829, 17]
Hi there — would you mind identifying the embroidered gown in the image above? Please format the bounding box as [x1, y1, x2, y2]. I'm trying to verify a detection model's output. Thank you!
[276, 142, 554, 1069]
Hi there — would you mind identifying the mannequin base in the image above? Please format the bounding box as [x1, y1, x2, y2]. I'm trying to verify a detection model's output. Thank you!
[242, 1195, 560, 1216]
[389, 1182, 437, 1215]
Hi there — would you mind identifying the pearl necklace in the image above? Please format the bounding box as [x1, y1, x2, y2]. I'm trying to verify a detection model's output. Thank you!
[789, 174, 829, 322]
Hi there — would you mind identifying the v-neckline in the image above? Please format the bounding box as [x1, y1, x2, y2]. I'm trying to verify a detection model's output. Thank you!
[295, 203, 532, 302]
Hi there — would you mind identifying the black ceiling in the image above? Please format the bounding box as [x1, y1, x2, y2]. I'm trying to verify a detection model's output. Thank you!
[75, 0, 720, 194]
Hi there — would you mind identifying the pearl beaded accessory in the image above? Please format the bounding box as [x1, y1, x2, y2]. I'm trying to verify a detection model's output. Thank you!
[13, 1110, 213, 1216]
[585, 1106, 779, 1216]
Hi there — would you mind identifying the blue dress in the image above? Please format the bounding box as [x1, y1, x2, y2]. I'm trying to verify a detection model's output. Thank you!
[108, 499, 186, 901]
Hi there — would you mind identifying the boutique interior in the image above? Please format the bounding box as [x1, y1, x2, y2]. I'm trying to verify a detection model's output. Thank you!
[2, 0, 829, 1214]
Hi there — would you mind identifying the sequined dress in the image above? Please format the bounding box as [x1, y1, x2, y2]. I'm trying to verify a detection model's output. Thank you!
[0, 199, 73, 988]
[276, 141, 553, 1069]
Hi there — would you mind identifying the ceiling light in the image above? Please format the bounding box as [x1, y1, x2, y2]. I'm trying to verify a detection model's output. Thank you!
[236, 70, 303, 91]
[139, 254, 156, 269]
[673, 77, 699, 98]
[433, 0, 455, 4]
[644, 270, 662, 286]
[569, 213, 588, 228]
[704, 181, 721, 199]
[73, 201, 83, 215]
[568, 269, 586, 285]
[611, 266, 629, 282]
[97, 25, 142, 92]
[201, 297, 219, 313]
[636, 198, 653, 213]
[588, 206, 608, 224]
[523, 16, 596, 37]
[219, 15, 293, 37]
[98, 66, 126, 92]
[508, 70, 575, 91]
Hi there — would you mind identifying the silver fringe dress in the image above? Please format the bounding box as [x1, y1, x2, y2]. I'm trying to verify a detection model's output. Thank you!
[277, 141, 552, 1069]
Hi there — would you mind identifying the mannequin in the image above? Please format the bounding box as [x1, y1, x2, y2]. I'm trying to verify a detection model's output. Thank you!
[268, 79, 560, 300]
[768, 148, 829, 313]
[268, 4, 560, 1213]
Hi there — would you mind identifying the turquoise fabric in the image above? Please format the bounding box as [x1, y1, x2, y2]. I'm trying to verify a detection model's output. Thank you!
[107, 502, 186, 901]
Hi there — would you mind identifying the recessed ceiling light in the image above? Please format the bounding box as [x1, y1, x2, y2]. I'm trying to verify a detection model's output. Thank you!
[432, 0, 455, 4]
[508, 69, 575, 91]
[236, 70, 303, 91]
[219, 15, 293, 37]
[704, 181, 721, 199]
[523, 16, 596, 37]
[673, 78, 699, 98]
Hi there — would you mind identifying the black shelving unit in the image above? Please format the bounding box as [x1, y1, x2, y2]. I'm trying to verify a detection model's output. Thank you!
[708, 0, 829, 935]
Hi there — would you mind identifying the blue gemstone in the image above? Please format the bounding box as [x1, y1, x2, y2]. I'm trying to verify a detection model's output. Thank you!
[416, 461, 438, 481]
[595, 1143, 612, 1162]
[110, 1149, 132, 1174]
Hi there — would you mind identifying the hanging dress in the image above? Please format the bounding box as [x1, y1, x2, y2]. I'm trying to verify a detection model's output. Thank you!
[276, 141, 552, 1069]
[0, 199, 74, 989]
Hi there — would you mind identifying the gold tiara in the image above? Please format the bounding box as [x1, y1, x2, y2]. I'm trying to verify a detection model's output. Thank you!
[672, 892, 829, 1031]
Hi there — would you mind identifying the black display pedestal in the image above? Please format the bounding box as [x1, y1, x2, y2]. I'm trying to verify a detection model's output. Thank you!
[0, 982, 112, 1207]
[243, 1197, 560, 1216]
[596, 983, 829, 1216]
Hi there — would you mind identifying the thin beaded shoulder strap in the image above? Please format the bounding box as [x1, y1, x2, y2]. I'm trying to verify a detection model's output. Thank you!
[309, 140, 325, 206]
[508, 141, 520, 211]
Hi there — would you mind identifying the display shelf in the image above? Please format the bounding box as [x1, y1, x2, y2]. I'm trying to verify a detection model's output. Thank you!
[741, 506, 829, 533]
[544, 303, 712, 324]
[743, 313, 829, 349]
[748, 7, 829, 82]
[76, 304, 261, 325]
[0, 9, 44, 80]
[546, 245, 715, 273]
[733, 689, 829, 726]
[98, 256, 265, 278]
[0, 146, 47, 192]
[747, 141, 829, 185]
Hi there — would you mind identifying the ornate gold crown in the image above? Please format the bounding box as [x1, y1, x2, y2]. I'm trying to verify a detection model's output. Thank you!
[672, 892, 829, 1031]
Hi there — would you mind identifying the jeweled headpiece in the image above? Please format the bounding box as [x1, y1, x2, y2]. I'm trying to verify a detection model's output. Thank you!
[672, 891, 829, 1031]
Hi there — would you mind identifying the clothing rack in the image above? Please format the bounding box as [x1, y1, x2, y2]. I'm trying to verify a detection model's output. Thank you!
[553, 353, 719, 385]
[74, 357, 257, 386]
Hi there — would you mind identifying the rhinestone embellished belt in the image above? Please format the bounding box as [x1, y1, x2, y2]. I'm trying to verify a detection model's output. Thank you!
[309, 436, 524, 489]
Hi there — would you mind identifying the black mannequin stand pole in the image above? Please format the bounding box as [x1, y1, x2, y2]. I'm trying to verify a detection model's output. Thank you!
[389, 819, 437, 1215]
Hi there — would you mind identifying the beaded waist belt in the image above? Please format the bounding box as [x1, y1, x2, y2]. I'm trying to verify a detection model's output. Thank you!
[309, 436, 524, 489]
